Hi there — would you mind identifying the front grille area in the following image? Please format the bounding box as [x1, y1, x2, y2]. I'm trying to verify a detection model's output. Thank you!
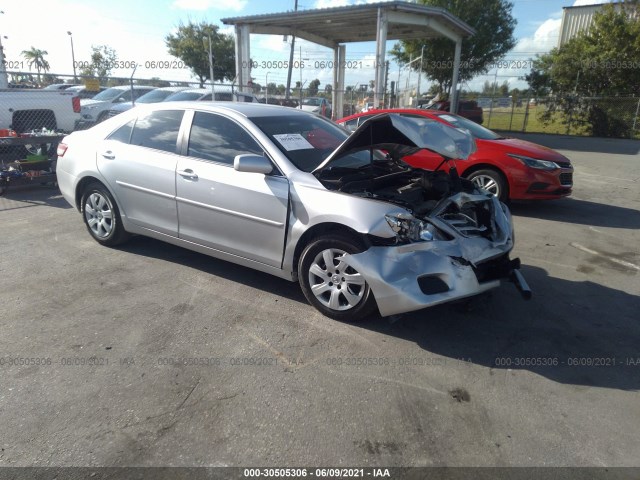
[437, 200, 494, 239]
[556, 161, 572, 168]
[559, 172, 573, 185]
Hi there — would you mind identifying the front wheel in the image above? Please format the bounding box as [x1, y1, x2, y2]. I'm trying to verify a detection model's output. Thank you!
[466, 168, 508, 202]
[298, 234, 377, 322]
[80, 182, 130, 246]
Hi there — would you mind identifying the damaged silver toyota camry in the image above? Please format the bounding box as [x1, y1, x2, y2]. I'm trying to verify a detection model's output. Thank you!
[57, 103, 530, 321]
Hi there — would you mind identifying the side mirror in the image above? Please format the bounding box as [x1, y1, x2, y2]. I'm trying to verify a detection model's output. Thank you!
[233, 154, 273, 175]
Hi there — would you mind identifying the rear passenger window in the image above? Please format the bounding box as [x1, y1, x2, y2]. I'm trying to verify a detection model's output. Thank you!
[187, 112, 262, 165]
[130, 110, 183, 153]
[107, 119, 135, 143]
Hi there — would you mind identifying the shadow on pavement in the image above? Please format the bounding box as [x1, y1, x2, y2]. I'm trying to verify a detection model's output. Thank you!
[119, 237, 640, 391]
[361, 264, 640, 392]
[510, 198, 640, 229]
[0, 186, 72, 211]
[119, 236, 308, 305]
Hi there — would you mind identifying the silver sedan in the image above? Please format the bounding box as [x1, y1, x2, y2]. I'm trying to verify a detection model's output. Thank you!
[56, 102, 529, 321]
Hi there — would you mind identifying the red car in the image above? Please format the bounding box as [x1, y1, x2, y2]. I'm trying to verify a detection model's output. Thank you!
[337, 109, 573, 201]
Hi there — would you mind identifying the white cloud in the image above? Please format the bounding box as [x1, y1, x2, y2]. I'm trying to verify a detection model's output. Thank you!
[314, 0, 350, 8]
[172, 0, 247, 11]
[572, 0, 607, 5]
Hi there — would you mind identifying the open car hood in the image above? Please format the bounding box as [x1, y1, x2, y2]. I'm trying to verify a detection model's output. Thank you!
[312, 113, 476, 174]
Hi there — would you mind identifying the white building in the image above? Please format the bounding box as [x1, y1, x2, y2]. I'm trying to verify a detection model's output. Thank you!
[558, 2, 637, 47]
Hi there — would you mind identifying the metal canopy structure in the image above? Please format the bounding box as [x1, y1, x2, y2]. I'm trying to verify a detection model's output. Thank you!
[222, 1, 475, 118]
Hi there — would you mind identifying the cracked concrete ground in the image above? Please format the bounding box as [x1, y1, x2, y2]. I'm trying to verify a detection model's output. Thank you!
[0, 134, 638, 468]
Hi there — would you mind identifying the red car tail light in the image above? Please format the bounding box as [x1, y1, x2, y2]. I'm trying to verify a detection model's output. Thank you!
[72, 96, 81, 113]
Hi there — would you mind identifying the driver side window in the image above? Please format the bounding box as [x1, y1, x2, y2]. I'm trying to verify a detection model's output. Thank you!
[187, 112, 263, 166]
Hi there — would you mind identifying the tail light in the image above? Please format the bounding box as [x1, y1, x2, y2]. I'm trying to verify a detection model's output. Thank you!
[72, 96, 81, 113]
[57, 143, 68, 157]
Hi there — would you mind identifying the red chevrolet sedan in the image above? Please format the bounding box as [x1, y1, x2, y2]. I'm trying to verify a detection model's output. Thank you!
[338, 109, 573, 201]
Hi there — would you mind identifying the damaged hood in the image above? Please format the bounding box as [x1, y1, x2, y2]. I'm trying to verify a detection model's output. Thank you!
[312, 113, 476, 174]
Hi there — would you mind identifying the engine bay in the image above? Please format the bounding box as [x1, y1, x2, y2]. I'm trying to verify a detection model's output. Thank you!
[317, 160, 475, 218]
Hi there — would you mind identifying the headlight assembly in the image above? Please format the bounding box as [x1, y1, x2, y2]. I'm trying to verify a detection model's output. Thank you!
[508, 154, 560, 171]
[385, 213, 435, 242]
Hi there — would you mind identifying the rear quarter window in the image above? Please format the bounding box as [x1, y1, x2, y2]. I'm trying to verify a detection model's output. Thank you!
[130, 110, 184, 153]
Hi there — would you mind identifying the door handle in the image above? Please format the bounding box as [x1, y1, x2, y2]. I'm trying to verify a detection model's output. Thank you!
[177, 169, 198, 180]
[101, 150, 115, 160]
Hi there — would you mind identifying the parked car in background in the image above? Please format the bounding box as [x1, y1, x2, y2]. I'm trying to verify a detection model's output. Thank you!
[421, 100, 483, 124]
[76, 85, 156, 129]
[43, 83, 81, 90]
[298, 97, 332, 117]
[0, 88, 80, 134]
[56, 105, 529, 321]
[106, 86, 191, 118]
[164, 88, 259, 103]
[65, 85, 107, 100]
[337, 108, 573, 202]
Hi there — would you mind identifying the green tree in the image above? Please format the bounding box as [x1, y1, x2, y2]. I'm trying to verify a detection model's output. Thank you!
[276, 84, 286, 95]
[307, 78, 321, 96]
[524, 1, 640, 137]
[390, 0, 516, 95]
[80, 45, 118, 83]
[165, 21, 235, 87]
[21, 47, 50, 84]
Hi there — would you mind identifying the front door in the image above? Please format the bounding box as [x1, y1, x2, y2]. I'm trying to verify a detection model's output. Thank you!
[175, 111, 289, 268]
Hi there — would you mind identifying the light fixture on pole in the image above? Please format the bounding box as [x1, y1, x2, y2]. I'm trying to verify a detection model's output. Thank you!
[67, 31, 77, 82]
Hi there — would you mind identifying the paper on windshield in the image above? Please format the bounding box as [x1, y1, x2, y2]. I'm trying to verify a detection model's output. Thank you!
[273, 133, 314, 151]
[439, 115, 458, 123]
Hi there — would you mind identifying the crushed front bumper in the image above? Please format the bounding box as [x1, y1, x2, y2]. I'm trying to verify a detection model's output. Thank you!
[347, 193, 530, 317]
[348, 242, 522, 317]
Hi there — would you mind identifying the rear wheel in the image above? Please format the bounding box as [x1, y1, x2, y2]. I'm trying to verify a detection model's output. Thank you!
[466, 168, 508, 202]
[80, 182, 130, 246]
[298, 234, 377, 322]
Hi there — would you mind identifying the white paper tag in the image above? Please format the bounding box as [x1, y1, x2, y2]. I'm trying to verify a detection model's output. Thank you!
[273, 133, 314, 151]
[439, 115, 458, 123]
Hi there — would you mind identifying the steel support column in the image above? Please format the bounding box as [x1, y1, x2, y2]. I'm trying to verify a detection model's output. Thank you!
[374, 8, 388, 109]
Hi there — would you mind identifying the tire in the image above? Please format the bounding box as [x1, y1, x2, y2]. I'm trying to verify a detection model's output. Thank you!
[80, 182, 130, 246]
[298, 234, 377, 322]
[466, 168, 508, 202]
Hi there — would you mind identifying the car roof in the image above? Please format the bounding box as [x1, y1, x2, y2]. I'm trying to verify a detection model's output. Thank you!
[108, 85, 155, 90]
[154, 86, 190, 91]
[138, 101, 311, 118]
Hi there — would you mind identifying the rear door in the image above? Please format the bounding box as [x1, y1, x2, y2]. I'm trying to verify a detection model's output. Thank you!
[175, 110, 289, 268]
[97, 109, 185, 236]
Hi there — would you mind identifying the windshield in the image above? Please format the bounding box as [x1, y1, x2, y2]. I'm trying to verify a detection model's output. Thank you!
[136, 89, 174, 104]
[302, 98, 322, 106]
[91, 88, 125, 101]
[165, 91, 205, 101]
[250, 114, 355, 172]
[433, 113, 501, 140]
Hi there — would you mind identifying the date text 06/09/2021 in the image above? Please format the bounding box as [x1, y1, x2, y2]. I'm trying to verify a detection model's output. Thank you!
[243, 468, 391, 478]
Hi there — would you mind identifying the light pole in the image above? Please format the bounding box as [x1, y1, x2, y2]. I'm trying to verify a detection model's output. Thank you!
[204, 35, 215, 100]
[417, 44, 425, 102]
[265, 72, 270, 104]
[0, 11, 7, 89]
[67, 31, 77, 82]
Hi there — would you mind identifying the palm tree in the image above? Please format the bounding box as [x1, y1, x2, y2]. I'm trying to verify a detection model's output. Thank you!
[21, 47, 50, 84]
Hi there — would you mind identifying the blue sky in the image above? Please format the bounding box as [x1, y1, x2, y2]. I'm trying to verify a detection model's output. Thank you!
[0, 0, 610, 91]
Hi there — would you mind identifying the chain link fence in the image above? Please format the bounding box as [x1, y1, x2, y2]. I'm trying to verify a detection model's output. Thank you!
[3, 71, 639, 142]
[466, 93, 640, 139]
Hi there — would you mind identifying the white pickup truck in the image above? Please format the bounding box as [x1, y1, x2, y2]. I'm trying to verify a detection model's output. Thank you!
[0, 89, 81, 134]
